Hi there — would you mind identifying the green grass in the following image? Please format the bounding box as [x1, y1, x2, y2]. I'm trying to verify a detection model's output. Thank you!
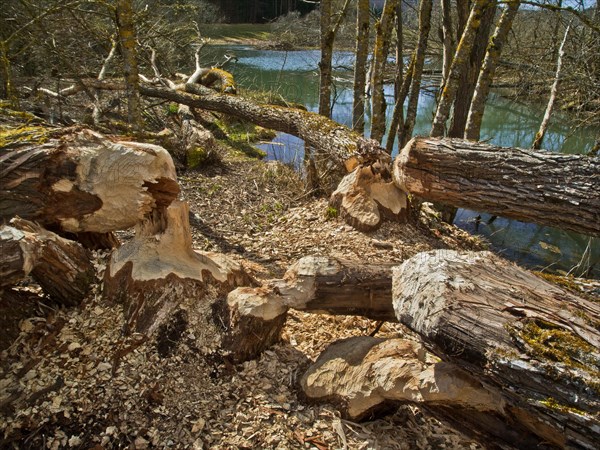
[201, 24, 272, 42]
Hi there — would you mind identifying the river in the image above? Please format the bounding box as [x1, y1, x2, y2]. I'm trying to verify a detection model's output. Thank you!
[200, 45, 599, 278]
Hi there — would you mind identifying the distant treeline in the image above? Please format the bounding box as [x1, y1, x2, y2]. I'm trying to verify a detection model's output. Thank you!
[208, 0, 316, 23]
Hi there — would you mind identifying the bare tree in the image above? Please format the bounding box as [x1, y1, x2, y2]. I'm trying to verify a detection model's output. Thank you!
[352, 0, 370, 133]
[370, 0, 400, 143]
[465, 0, 521, 141]
[115, 0, 142, 130]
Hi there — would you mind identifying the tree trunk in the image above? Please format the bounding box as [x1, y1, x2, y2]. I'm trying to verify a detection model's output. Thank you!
[115, 0, 142, 130]
[319, 0, 333, 117]
[103, 200, 283, 362]
[0, 128, 180, 236]
[447, 1, 496, 138]
[439, 0, 455, 87]
[0, 218, 95, 306]
[370, 0, 399, 143]
[133, 82, 390, 173]
[400, 0, 433, 147]
[352, 0, 370, 133]
[385, 3, 406, 153]
[227, 256, 398, 322]
[393, 137, 600, 236]
[465, 0, 521, 141]
[532, 23, 571, 150]
[392, 250, 600, 449]
[430, 0, 494, 138]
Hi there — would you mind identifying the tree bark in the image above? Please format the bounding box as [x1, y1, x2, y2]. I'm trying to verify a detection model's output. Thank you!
[0, 218, 95, 306]
[227, 256, 398, 322]
[0, 128, 180, 235]
[115, 0, 142, 130]
[385, 3, 406, 153]
[440, 0, 455, 87]
[392, 250, 600, 449]
[465, 0, 521, 141]
[370, 0, 399, 143]
[133, 82, 391, 173]
[319, 0, 333, 117]
[532, 23, 571, 150]
[352, 0, 371, 133]
[447, 1, 497, 138]
[400, 0, 433, 146]
[430, 0, 494, 138]
[393, 137, 600, 236]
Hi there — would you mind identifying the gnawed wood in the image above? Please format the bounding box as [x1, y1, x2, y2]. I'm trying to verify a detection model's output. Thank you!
[104, 200, 283, 362]
[0, 128, 180, 236]
[393, 137, 600, 236]
[392, 250, 600, 449]
[301, 336, 504, 420]
[227, 256, 397, 321]
[330, 165, 408, 231]
[0, 218, 95, 306]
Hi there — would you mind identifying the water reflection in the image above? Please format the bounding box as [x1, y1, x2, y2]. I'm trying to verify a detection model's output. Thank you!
[201, 44, 599, 277]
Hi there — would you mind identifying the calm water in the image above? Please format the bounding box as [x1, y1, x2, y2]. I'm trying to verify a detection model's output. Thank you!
[201, 45, 599, 278]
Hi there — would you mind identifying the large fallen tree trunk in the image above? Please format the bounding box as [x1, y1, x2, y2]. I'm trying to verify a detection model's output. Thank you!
[392, 250, 600, 449]
[227, 256, 397, 322]
[104, 200, 285, 362]
[0, 218, 95, 305]
[0, 128, 180, 238]
[393, 137, 600, 236]
[86, 80, 390, 172]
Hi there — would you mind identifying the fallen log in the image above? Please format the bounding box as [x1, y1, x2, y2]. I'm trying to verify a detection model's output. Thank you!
[227, 256, 397, 322]
[0, 218, 95, 306]
[0, 128, 180, 238]
[393, 137, 600, 236]
[392, 250, 600, 449]
[86, 80, 391, 173]
[104, 200, 283, 362]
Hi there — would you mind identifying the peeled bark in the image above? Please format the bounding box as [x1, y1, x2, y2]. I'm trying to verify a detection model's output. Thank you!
[0, 128, 180, 235]
[330, 165, 408, 231]
[465, 1, 521, 141]
[227, 256, 397, 322]
[393, 137, 600, 236]
[392, 250, 600, 449]
[0, 219, 95, 306]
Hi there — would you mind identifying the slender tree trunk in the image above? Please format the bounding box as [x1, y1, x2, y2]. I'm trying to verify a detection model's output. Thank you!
[465, 0, 521, 141]
[448, 2, 497, 138]
[115, 0, 142, 130]
[318, 0, 334, 117]
[439, 0, 455, 88]
[386, 3, 406, 153]
[352, 0, 370, 133]
[532, 23, 570, 150]
[431, 0, 493, 138]
[400, 0, 433, 147]
[370, 0, 400, 143]
[0, 41, 17, 107]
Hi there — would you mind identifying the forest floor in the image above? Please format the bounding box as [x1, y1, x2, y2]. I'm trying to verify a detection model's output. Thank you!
[2, 101, 598, 449]
[0, 124, 499, 449]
